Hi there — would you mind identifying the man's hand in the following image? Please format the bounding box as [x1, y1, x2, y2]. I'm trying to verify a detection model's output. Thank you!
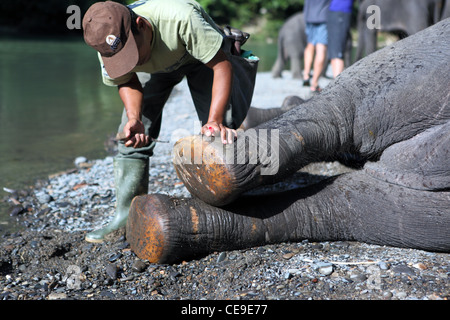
[204, 49, 235, 144]
[201, 121, 237, 144]
[123, 118, 150, 148]
[117, 74, 150, 148]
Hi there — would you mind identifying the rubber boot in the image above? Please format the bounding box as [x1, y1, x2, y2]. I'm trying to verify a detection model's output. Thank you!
[85, 158, 149, 243]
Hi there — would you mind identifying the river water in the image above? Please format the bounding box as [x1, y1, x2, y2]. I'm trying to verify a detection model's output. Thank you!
[0, 37, 277, 231]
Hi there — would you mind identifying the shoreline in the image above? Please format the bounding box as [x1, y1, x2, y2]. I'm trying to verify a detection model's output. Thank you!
[1, 72, 448, 301]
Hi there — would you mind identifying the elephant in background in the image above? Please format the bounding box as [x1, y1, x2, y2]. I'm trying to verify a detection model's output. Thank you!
[271, 12, 307, 78]
[356, 0, 444, 60]
[271, 12, 352, 79]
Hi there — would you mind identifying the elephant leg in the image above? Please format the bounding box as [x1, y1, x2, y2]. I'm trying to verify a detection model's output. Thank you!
[364, 122, 450, 191]
[271, 56, 285, 78]
[356, 19, 366, 60]
[126, 170, 450, 264]
[173, 95, 346, 206]
[365, 29, 378, 56]
[239, 95, 305, 130]
[290, 54, 303, 79]
[344, 31, 352, 67]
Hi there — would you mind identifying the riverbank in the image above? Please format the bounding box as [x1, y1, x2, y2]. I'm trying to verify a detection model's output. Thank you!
[1, 72, 448, 303]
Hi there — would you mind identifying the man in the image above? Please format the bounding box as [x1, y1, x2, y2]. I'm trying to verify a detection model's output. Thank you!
[82, 0, 257, 242]
[302, 0, 330, 92]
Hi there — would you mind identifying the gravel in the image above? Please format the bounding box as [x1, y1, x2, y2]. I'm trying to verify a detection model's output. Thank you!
[1, 72, 449, 305]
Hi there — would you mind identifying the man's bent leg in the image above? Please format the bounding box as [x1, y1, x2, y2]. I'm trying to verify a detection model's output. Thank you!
[85, 72, 184, 242]
[85, 157, 149, 242]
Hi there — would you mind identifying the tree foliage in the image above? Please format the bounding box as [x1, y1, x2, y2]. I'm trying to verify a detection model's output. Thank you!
[0, 0, 303, 36]
[197, 0, 304, 26]
[0, 0, 126, 35]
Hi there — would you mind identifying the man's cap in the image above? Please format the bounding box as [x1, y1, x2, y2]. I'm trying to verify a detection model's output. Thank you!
[82, 1, 139, 79]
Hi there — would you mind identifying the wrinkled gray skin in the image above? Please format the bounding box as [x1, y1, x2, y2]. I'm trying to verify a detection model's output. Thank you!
[177, 19, 450, 253]
[356, 0, 443, 60]
[271, 12, 352, 78]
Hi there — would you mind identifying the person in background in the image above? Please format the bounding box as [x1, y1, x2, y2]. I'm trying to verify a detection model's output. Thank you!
[302, 0, 330, 93]
[327, 0, 354, 78]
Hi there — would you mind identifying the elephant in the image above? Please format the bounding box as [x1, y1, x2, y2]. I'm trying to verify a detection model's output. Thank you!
[126, 19, 449, 264]
[356, 0, 444, 60]
[271, 12, 307, 79]
[272, 12, 353, 79]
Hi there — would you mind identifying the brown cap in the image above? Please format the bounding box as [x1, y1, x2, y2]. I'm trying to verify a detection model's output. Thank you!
[82, 1, 139, 79]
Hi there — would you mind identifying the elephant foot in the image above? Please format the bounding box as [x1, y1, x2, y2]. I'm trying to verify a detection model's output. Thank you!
[126, 194, 172, 263]
[126, 193, 269, 264]
[173, 135, 240, 206]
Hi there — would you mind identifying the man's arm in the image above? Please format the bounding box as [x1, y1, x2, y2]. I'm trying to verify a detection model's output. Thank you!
[118, 73, 150, 148]
[201, 49, 236, 144]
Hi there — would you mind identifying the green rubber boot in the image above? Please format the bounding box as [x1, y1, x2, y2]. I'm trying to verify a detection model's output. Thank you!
[85, 158, 149, 243]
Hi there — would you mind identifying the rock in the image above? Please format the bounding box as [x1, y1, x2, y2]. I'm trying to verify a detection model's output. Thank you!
[74, 157, 88, 167]
[282, 252, 295, 260]
[382, 291, 393, 300]
[393, 264, 415, 276]
[170, 271, 182, 280]
[216, 252, 227, 263]
[105, 263, 118, 280]
[131, 260, 147, 273]
[108, 252, 122, 262]
[9, 205, 25, 216]
[48, 292, 67, 300]
[413, 262, 427, 270]
[37, 193, 53, 204]
[318, 264, 333, 276]
[395, 291, 408, 299]
[349, 273, 367, 282]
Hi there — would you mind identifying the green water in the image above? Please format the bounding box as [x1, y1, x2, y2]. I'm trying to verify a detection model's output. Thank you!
[0, 37, 277, 231]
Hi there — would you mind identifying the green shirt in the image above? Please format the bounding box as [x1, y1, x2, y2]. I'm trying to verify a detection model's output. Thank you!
[99, 0, 224, 86]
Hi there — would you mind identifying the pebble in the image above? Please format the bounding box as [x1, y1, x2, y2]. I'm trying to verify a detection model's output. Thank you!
[74, 156, 88, 167]
[216, 252, 227, 263]
[108, 252, 122, 262]
[382, 291, 393, 300]
[9, 205, 25, 217]
[105, 263, 118, 280]
[48, 292, 67, 300]
[413, 262, 427, 270]
[393, 264, 416, 276]
[349, 273, 367, 282]
[317, 263, 334, 276]
[282, 252, 295, 260]
[132, 260, 147, 273]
